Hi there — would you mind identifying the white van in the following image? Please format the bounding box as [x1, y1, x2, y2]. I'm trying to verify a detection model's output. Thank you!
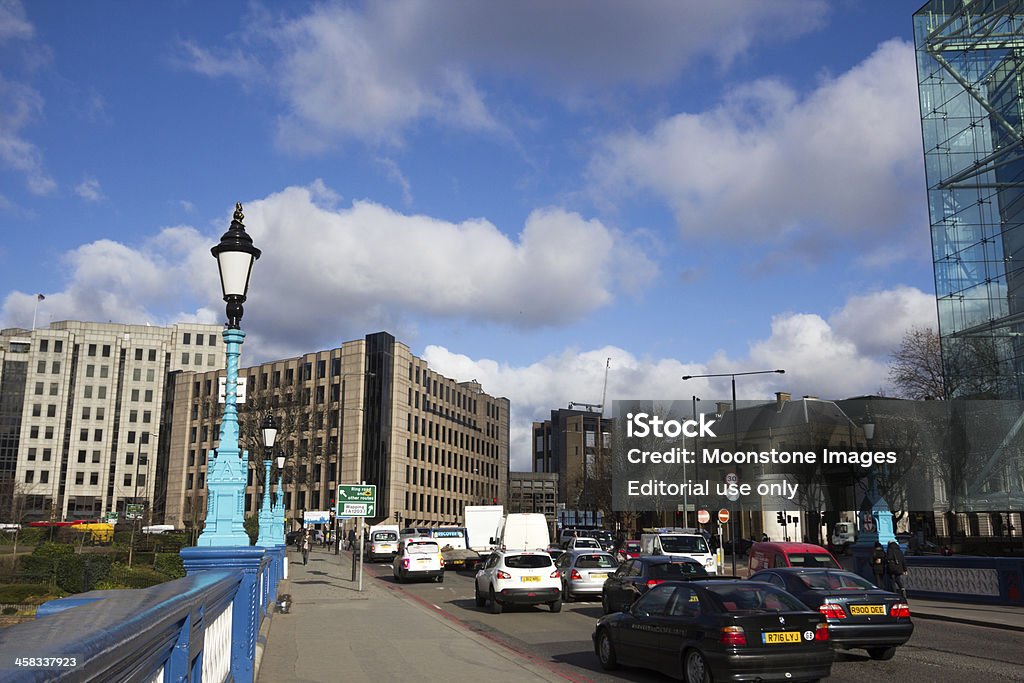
[640, 531, 717, 574]
[364, 524, 401, 562]
[495, 513, 550, 551]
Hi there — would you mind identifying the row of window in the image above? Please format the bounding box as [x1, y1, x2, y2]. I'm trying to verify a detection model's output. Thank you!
[181, 352, 217, 367]
[406, 414, 496, 455]
[409, 364, 481, 415]
[407, 466, 490, 496]
[37, 339, 64, 353]
[35, 360, 61, 374]
[182, 332, 218, 346]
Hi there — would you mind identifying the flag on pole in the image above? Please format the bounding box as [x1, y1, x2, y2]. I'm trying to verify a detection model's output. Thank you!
[36, 294, 45, 301]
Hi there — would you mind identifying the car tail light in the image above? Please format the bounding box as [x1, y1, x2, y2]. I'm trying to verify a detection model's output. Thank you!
[645, 579, 664, 588]
[570, 569, 582, 580]
[719, 626, 746, 646]
[551, 569, 561, 579]
[402, 558, 410, 569]
[815, 623, 829, 641]
[496, 570, 511, 580]
[891, 603, 911, 618]
[440, 557, 445, 567]
[818, 602, 846, 619]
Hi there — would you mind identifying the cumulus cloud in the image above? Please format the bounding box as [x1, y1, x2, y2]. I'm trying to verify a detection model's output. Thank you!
[0, 181, 655, 354]
[424, 285, 936, 469]
[588, 40, 925, 258]
[178, 1, 827, 149]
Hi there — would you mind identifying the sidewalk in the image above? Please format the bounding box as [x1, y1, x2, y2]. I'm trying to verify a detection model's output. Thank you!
[256, 547, 570, 683]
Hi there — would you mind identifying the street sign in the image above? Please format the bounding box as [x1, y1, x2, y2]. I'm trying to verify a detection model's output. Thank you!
[337, 484, 376, 517]
[718, 509, 730, 524]
[724, 472, 738, 485]
[697, 509, 710, 524]
[126, 503, 144, 520]
[217, 376, 247, 404]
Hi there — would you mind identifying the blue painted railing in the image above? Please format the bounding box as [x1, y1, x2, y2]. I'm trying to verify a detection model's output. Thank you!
[905, 555, 1024, 605]
[0, 545, 285, 682]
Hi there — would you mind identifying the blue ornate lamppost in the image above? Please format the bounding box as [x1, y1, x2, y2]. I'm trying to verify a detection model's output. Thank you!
[257, 415, 277, 547]
[273, 452, 287, 546]
[197, 202, 262, 546]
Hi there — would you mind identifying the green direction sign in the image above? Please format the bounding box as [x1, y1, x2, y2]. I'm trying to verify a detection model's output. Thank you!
[125, 503, 144, 520]
[337, 484, 376, 517]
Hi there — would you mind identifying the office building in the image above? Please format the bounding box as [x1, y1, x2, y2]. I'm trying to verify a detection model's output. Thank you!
[914, 2, 1024, 398]
[0, 320, 225, 522]
[162, 331, 510, 533]
[532, 408, 612, 517]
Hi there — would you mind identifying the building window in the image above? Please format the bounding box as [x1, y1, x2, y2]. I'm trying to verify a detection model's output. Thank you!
[46, 404, 56, 418]
[27, 448, 36, 461]
[51, 361, 60, 374]
[98, 386, 107, 399]
[182, 353, 190, 365]
[75, 472, 84, 485]
[49, 382, 58, 396]
[184, 333, 192, 344]
[54, 340, 62, 352]
[40, 471, 49, 484]
[88, 344, 97, 356]
[90, 472, 99, 486]
[77, 450, 86, 463]
[92, 451, 100, 463]
[135, 348, 143, 360]
[131, 389, 140, 401]
[24, 471, 33, 483]
[102, 345, 110, 357]
[123, 474, 132, 487]
[148, 349, 157, 361]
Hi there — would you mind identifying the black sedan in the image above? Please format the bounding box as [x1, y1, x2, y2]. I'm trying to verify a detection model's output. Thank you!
[602, 556, 707, 614]
[593, 579, 833, 682]
[749, 568, 913, 660]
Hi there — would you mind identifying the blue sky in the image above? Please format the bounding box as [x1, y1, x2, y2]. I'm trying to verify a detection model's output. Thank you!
[1, 1, 937, 467]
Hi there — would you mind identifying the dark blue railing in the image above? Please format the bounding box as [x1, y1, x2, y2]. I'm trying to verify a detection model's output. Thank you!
[0, 545, 286, 682]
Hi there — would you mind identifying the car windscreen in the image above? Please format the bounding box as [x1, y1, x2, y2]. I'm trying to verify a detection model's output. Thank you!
[659, 536, 709, 554]
[504, 554, 553, 569]
[798, 571, 875, 590]
[787, 553, 839, 568]
[574, 554, 617, 569]
[706, 584, 808, 613]
[373, 532, 398, 541]
[649, 561, 705, 579]
[407, 542, 440, 555]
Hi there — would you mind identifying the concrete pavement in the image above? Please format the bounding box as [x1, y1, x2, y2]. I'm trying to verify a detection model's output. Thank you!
[256, 546, 570, 683]
[257, 548, 1024, 682]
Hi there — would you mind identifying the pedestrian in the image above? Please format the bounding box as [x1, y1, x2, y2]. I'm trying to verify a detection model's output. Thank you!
[347, 528, 356, 551]
[886, 540, 908, 600]
[301, 529, 312, 566]
[870, 541, 886, 587]
[761, 533, 769, 542]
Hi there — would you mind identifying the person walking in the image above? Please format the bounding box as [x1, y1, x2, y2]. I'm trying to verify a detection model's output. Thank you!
[301, 529, 312, 566]
[870, 541, 886, 587]
[886, 540, 908, 600]
[347, 528, 356, 551]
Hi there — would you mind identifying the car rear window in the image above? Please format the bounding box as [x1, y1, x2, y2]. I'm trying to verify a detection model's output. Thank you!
[505, 554, 554, 569]
[660, 536, 709, 554]
[799, 571, 874, 590]
[706, 584, 807, 613]
[407, 542, 440, 555]
[373, 532, 398, 541]
[787, 553, 839, 568]
[649, 561, 705, 579]
[575, 554, 616, 569]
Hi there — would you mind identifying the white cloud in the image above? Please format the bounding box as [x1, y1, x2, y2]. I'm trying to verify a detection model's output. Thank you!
[588, 40, 925, 256]
[74, 176, 105, 202]
[180, 1, 827, 149]
[423, 285, 932, 469]
[0, 74, 55, 195]
[0, 181, 655, 355]
[0, 0, 33, 42]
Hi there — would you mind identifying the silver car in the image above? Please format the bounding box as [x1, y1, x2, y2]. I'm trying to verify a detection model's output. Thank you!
[556, 550, 619, 601]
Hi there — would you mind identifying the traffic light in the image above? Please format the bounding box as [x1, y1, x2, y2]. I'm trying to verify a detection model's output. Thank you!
[776, 512, 785, 524]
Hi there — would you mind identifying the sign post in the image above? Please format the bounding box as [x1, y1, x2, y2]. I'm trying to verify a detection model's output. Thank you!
[337, 484, 376, 592]
[717, 509, 730, 574]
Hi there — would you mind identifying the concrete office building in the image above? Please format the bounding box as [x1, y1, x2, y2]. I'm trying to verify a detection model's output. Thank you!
[508, 471, 558, 537]
[162, 331, 510, 534]
[532, 408, 613, 519]
[0, 320, 225, 522]
[914, 2, 1024, 398]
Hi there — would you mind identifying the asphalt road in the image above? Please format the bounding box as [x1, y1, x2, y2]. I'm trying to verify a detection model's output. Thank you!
[364, 561, 1024, 683]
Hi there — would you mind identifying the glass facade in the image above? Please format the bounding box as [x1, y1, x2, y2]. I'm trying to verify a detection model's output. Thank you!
[915, 1, 1024, 398]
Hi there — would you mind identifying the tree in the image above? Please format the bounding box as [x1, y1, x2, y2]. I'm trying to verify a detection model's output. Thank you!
[888, 327, 946, 399]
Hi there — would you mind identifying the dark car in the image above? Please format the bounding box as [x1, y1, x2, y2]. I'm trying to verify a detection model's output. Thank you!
[593, 579, 833, 682]
[749, 568, 913, 660]
[285, 530, 302, 547]
[602, 555, 708, 614]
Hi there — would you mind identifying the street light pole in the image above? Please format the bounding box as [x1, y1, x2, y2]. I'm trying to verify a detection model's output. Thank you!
[197, 203, 262, 547]
[682, 369, 785, 575]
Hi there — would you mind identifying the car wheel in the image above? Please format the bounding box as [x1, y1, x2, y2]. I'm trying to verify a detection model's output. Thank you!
[867, 646, 896, 661]
[596, 629, 618, 670]
[549, 597, 562, 613]
[474, 582, 485, 607]
[436, 573, 444, 583]
[684, 649, 711, 683]
[396, 572, 404, 583]
[489, 587, 502, 614]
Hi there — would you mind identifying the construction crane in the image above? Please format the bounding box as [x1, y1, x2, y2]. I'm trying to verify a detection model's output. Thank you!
[568, 358, 612, 414]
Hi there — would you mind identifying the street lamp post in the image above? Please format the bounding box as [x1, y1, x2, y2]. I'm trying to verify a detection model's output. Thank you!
[197, 203, 262, 546]
[682, 369, 785, 575]
[257, 415, 278, 547]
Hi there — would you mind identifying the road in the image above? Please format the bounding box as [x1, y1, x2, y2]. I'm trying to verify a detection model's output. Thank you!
[363, 561, 1024, 682]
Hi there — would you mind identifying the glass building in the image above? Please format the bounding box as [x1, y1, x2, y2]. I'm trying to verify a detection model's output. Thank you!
[915, 1, 1024, 398]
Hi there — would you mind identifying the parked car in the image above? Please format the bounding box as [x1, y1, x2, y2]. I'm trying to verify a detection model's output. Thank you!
[749, 567, 913, 660]
[392, 538, 445, 583]
[602, 555, 707, 614]
[615, 539, 641, 562]
[593, 579, 833, 681]
[556, 550, 619, 602]
[475, 549, 562, 613]
[285, 530, 302, 547]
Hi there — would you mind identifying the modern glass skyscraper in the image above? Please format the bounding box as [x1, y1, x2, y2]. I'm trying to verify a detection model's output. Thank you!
[915, 1, 1024, 398]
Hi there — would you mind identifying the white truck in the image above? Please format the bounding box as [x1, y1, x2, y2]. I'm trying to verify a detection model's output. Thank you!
[495, 512, 550, 551]
[464, 505, 504, 555]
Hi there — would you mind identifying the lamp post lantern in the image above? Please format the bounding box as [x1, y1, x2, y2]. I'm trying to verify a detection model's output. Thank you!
[197, 203, 262, 547]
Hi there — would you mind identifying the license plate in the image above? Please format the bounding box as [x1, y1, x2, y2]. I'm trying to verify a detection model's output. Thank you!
[521, 575, 541, 583]
[850, 605, 886, 615]
[762, 631, 802, 644]
[590, 573, 607, 580]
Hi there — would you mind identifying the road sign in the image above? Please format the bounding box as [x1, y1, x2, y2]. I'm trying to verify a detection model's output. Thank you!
[718, 509, 730, 524]
[126, 503, 144, 520]
[697, 509, 710, 524]
[337, 484, 376, 517]
[724, 472, 738, 485]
